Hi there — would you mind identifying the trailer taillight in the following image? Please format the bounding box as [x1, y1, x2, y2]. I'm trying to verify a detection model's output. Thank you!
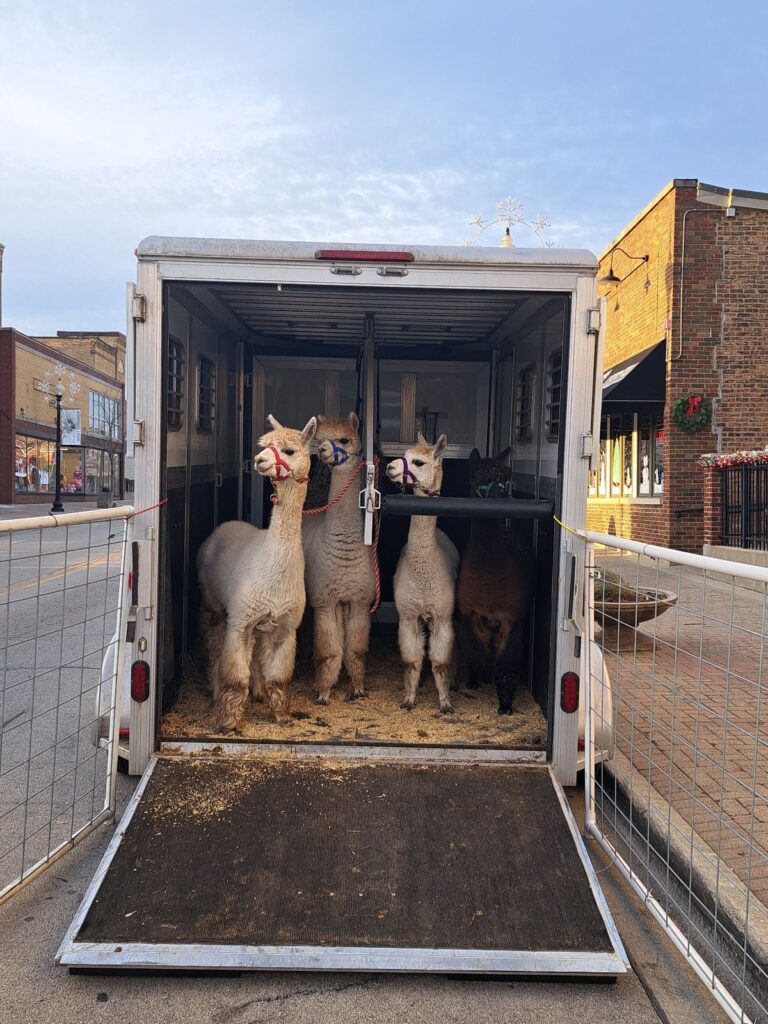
[560, 672, 579, 713]
[314, 249, 414, 263]
[131, 661, 150, 702]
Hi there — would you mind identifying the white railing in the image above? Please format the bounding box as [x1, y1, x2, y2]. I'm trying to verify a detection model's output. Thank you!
[0, 506, 133, 905]
[584, 530, 768, 1024]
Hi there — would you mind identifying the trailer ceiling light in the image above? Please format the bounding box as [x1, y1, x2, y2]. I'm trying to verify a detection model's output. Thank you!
[315, 249, 415, 263]
[560, 671, 579, 713]
[131, 661, 150, 703]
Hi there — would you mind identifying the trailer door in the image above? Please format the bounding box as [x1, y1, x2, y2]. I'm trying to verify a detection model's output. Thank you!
[58, 750, 627, 975]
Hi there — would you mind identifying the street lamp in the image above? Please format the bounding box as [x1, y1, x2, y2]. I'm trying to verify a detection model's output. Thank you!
[51, 378, 64, 514]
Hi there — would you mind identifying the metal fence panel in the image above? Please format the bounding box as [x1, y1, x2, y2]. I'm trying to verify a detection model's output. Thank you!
[0, 507, 132, 905]
[584, 531, 768, 1024]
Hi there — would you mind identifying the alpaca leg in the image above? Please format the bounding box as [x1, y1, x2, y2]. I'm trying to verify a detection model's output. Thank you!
[494, 619, 526, 715]
[343, 600, 370, 700]
[398, 616, 424, 711]
[429, 616, 455, 715]
[214, 624, 252, 730]
[261, 624, 296, 725]
[249, 631, 265, 702]
[313, 603, 343, 704]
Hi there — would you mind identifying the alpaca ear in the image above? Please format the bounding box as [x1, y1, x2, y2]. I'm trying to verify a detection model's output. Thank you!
[469, 448, 481, 474]
[301, 416, 318, 444]
[493, 446, 511, 463]
[347, 411, 359, 433]
[417, 431, 428, 447]
[316, 414, 326, 425]
[433, 434, 447, 461]
[266, 414, 283, 431]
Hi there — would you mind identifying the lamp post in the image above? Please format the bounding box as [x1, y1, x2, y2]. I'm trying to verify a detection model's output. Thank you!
[50, 378, 64, 514]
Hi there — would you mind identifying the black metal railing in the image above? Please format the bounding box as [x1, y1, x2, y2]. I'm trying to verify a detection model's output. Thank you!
[721, 463, 768, 550]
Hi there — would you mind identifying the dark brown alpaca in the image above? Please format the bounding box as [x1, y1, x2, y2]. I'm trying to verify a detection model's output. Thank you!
[455, 448, 531, 714]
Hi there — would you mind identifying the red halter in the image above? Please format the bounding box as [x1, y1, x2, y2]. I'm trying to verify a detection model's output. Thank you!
[264, 445, 308, 504]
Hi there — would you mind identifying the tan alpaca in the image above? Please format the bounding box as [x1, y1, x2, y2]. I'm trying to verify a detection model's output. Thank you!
[386, 433, 459, 713]
[196, 414, 317, 729]
[302, 412, 375, 703]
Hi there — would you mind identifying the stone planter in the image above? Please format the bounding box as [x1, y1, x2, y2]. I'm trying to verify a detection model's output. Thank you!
[594, 590, 678, 630]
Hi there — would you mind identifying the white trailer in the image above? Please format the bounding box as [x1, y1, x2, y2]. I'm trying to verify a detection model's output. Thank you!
[59, 238, 622, 975]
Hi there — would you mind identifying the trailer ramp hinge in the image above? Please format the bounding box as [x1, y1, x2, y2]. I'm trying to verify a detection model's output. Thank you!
[330, 265, 362, 276]
[132, 293, 147, 322]
[580, 432, 593, 458]
[587, 307, 600, 335]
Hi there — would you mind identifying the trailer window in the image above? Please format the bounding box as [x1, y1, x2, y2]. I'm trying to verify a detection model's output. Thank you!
[515, 365, 536, 443]
[544, 351, 562, 441]
[167, 336, 184, 431]
[197, 355, 216, 434]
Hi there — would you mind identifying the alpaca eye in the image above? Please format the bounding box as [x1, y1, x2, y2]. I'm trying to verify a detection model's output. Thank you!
[283, 448, 295, 456]
[340, 437, 350, 444]
[412, 459, 425, 467]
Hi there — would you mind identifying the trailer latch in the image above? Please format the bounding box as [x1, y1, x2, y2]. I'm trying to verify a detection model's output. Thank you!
[132, 293, 147, 322]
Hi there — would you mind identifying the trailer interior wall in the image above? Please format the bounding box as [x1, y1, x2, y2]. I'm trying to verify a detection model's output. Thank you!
[156, 276, 574, 753]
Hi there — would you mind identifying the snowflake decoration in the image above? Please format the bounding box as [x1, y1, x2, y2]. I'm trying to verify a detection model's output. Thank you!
[466, 195, 553, 247]
[39, 362, 81, 405]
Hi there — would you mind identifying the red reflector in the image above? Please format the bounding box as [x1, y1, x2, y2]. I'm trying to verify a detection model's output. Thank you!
[127, 570, 132, 592]
[119, 727, 130, 740]
[560, 672, 580, 713]
[131, 661, 150, 702]
[315, 249, 414, 263]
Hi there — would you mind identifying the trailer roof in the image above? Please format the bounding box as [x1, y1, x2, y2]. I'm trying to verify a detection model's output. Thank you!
[137, 236, 597, 270]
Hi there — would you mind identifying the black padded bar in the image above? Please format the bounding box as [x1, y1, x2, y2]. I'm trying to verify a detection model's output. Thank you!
[381, 495, 554, 519]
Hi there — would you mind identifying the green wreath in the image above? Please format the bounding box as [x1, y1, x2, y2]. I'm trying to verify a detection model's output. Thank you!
[672, 394, 711, 434]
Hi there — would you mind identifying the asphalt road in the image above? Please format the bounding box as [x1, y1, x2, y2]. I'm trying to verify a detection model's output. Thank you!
[0, 517, 127, 895]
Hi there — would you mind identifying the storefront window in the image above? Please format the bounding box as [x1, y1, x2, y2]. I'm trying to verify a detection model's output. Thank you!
[15, 435, 56, 493]
[85, 448, 120, 495]
[591, 412, 663, 501]
[60, 448, 84, 494]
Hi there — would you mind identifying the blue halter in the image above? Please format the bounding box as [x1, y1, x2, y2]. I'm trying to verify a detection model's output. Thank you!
[328, 439, 351, 465]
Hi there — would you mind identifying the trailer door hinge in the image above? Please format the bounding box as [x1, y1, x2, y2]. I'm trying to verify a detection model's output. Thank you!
[580, 432, 593, 458]
[132, 419, 145, 447]
[132, 293, 147, 322]
[587, 307, 600, 335]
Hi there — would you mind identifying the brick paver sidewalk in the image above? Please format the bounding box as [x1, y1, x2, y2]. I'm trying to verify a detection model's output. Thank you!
[596, 553, 768, 908]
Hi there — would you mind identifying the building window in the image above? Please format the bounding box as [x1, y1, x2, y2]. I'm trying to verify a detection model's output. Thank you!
[88, 390, 120, 439]
[167, 335, 185, 431]
[589, 412, 664, 500]
[197, 355, 216, 434]
[544, 351, 562, 441]
[15, 435, 55, 494]
[515, 365, 536, 443]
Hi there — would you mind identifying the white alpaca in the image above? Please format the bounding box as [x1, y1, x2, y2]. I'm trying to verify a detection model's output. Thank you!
[302, 412, 375, 703]
[386, 433, 459, 713]
[196, 414, 317, 729]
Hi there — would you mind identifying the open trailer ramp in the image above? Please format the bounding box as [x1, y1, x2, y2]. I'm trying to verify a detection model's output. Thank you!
[58, 752, 627, 975]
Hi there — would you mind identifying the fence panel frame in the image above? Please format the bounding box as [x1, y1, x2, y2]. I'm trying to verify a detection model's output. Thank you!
[583, 528, 768, 1024]
[0, 505, 133, 907]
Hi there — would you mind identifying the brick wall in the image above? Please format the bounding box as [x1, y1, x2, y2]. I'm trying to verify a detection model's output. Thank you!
[588, 179, 768, 554]
[0, 330, 16, 504]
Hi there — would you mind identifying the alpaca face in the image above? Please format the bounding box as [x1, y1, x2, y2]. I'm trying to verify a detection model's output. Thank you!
[469, 447, 511, 499]
[386, 432, 447, 495]
[255, 415, 317, 481]
[316, 412, 363, 467]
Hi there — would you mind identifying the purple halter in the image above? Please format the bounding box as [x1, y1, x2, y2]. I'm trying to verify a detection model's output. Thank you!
[400, 456, 439, 497]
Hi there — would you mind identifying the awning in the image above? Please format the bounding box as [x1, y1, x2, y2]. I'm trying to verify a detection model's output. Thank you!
[602, 341, 666, 409]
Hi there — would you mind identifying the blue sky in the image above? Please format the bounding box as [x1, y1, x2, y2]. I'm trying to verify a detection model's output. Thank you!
[2, 0, 767, 334]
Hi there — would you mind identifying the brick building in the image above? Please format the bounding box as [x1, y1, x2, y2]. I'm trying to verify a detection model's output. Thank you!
[0, 329, 126, 505]
[586, 179, 768, 552]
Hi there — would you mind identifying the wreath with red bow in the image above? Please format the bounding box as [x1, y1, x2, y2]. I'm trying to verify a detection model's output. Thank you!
[672, 394, 711, 434]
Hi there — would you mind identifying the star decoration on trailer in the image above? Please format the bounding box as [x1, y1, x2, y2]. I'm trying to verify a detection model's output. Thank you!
[466, 195, 552, 247]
